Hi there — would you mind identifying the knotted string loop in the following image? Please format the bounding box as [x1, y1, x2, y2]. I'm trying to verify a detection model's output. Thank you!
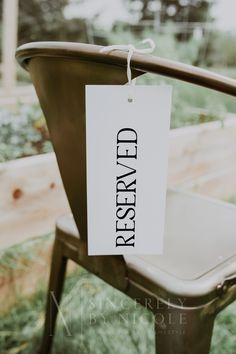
[100, 39, 155, 102]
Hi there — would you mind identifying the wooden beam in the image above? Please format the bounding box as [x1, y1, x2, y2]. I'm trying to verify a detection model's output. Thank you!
[0, 153, 71, 249]
[2, 0, 19, 96]
[1, 117, 236, 249]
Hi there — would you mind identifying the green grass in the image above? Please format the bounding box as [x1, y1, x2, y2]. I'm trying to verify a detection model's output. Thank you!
[0, 233, 53, 275]
[1, 193, 236, 354]
[0, 268, 236, 354]
[138, 72, 236, 129]
[228, 196, 236, 205]
[107, 28, 236, 129]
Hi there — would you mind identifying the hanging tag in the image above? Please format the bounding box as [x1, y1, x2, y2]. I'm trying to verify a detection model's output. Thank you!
[86, 85, 172, 255]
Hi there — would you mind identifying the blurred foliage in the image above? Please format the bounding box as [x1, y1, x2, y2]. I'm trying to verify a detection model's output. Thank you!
[14, 0, 215, 43]
[17, 0, 90, 45]
[0, 1, 235, 162]
[107, 28, 235, 128]
[0, 233, 53, 274]
[159, 0, 214, 24]
[0, 262, 236, 354]
[109, 23, 202, 64]
[0, 0, 233, 68]
[203, 31, 236, 67]
[139, 0, 215, 41]
[0, 104, 52, 162]
[139, 0, 214, 23]
[228, 196, 236, 205]
[0, 0, 90, 47]
[0, 25, 235, 162]
[18, 0, 68, 44]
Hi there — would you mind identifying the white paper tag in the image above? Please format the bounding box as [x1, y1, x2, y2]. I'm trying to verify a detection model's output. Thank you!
[86, 85, 172, 255]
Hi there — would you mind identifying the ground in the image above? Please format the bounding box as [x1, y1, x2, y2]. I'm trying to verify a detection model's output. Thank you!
[1, 266, 236, 354]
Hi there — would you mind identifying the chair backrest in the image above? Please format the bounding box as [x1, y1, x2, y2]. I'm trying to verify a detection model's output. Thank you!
[16, 42, 236, 241]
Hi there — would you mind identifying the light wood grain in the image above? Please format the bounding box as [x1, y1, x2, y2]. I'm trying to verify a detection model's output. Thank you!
[1, 117, 236, 249]
[0, 153, 71, 249]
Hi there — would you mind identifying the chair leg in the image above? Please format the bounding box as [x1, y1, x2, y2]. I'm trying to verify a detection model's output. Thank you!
[154, 303, 215, 354]
[39, 237, 68, 354]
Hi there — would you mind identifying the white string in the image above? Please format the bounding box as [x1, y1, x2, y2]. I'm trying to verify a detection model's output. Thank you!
[100, 38, 156, 102]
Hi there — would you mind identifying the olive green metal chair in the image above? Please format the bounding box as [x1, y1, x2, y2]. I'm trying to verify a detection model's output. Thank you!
[16, 42, 236, 354]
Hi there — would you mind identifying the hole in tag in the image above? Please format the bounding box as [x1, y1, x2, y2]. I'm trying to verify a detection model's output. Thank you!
[128, 98, 133, 103]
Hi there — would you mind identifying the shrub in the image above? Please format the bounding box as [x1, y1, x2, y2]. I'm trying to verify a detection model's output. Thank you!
[0, 104, 52, 162]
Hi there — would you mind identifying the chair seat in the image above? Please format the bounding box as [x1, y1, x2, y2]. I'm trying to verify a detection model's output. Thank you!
[57, 189, 236, 301]
[126, 189, 236, 299]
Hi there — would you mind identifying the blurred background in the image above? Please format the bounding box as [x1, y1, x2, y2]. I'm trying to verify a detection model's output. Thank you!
[1, 1, 236, 353]
[0, 0, 236, 162]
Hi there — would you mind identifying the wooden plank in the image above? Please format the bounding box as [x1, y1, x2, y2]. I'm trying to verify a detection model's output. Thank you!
[0, 153, 71, 249]
[178, 166, 236, 200]
[2, 0, 19, 95]
[1, 117, 236, 249]
[168, 117, 236, 185]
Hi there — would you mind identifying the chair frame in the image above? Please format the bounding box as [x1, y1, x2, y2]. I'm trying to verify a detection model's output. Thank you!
[16, 42, 236, 354]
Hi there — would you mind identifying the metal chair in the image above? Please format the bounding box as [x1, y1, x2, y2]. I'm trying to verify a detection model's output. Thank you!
[16, 42, 236, 354]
